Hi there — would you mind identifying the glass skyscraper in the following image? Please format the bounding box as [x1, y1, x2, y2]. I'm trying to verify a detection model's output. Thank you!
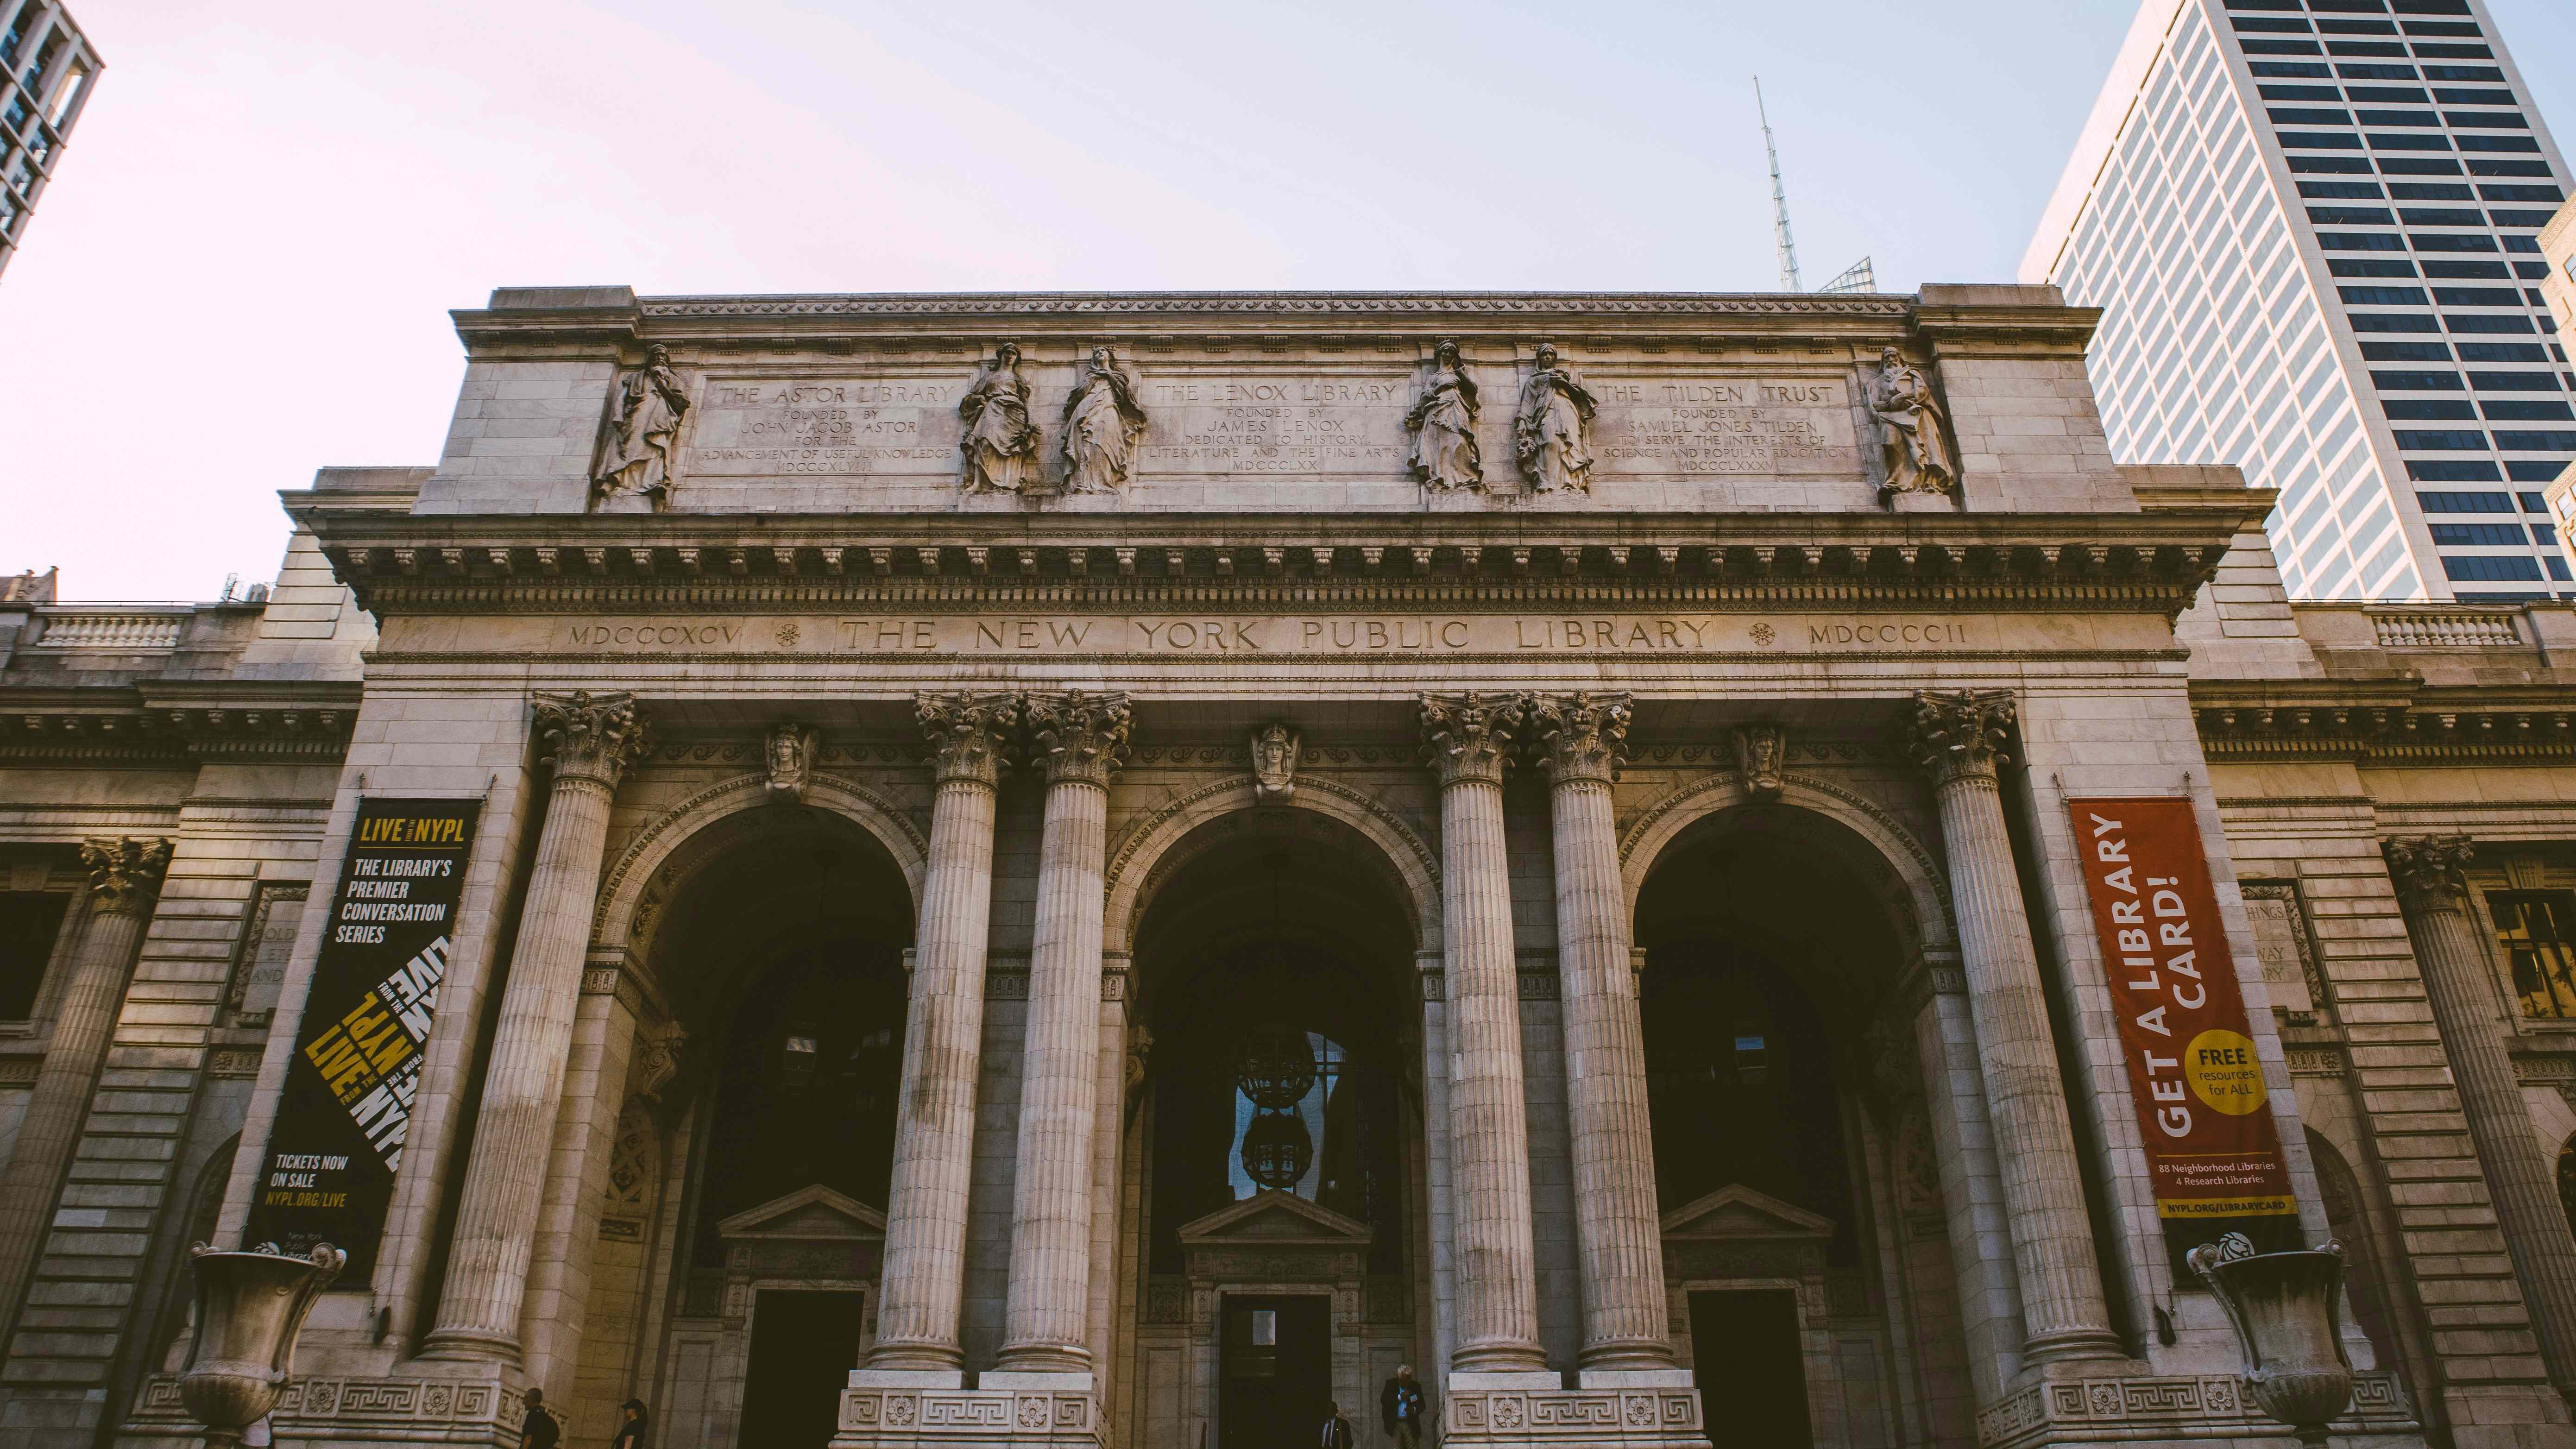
[0, 1, 97, 281]
[2025, 0, 2572, 602]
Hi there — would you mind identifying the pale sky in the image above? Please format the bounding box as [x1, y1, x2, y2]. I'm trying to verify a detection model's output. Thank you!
[4, 0, 2571, 602]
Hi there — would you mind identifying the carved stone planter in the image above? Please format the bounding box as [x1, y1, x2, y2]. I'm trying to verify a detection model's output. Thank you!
[178, 1242, 345, 1447]
[2188, 1236, 2354, 1447]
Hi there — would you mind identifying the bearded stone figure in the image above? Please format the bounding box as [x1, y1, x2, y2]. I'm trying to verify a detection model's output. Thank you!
[1871, 346, 1958, 497]
[958, 342, 1040, 494]
[593, 344, 689, 511]
[1060, 346, 1148, 494]
[1514, 343, 1598, 493]
[1405, 339, 1482, 491]
[1250, 722, 1301, 803]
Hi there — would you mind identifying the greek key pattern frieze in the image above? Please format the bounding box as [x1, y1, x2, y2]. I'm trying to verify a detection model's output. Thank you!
[840, 1387, 1096, 1443]
[1445, 1388, 1702, 1448]
[132, 1374, 508, 1432]
[1974, 1370, 2412, 1449]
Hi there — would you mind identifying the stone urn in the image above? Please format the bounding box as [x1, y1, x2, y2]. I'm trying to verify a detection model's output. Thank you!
[2188, 1234, 2354, 1447]
[177, 1241, 345, 1447]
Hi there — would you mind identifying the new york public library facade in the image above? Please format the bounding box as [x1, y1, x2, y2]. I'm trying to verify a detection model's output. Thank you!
[11, 284, 2576, 1449]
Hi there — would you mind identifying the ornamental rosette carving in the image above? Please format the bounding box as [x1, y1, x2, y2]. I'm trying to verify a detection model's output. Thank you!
[1902, 689, 2015, 785]
[1420, 691, 1522, 788]
[1526, 691, 1629, 785]
[534, 690, 651, 788]
[2384, 834, 2475, 916]
[79, 837, 172, 919]
[1026, 689, 1132, 787]
[916, 691, 1019, 787]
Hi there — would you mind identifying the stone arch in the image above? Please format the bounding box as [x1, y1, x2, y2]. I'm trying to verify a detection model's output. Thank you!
[592, 772, 929, 954]
[1618, 769, 1953, 959]
[1102, 774, 1440, 957]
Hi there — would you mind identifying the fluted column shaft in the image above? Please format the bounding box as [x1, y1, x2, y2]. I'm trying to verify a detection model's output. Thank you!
[1422, 693, 1546, 1375]
[1529, 693, 1675, 1371]
[869, 693, 1015, 1373]
[423, 692, 647, 1363]
[2387, 836, 2576, 1400]
[1904, 691, 2119, 1365]
[1000, 691, 1129, 1373]
[0, 838, 169, 1337]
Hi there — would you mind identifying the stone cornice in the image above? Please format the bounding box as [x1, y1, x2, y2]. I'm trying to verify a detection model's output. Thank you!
[0, 680, 361, 766]
[296, 508, 2240, 619]
[2192, 680, 2576, 765]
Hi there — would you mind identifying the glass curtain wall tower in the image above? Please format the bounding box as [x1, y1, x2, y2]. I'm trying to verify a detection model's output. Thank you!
[2024, 0, 2573, 602]
[0, 0, 97, 281]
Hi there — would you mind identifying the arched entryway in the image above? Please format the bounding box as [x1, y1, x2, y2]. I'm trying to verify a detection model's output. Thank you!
[591, 803, 916, 1449]
[1123, 806, 1428, 1449]
[1633, 796, 1965, 1449]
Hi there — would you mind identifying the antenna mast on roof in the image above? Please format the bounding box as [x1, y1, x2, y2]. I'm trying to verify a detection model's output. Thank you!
[1755, 76, 1802, 292]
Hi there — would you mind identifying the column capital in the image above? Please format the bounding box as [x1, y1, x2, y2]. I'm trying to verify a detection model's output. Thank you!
[1902, 688, 2016, 786]
[1527, 691, 1630, 786]
[916, 690, 1019, 787]
[1421, 691, 1523, 788]
[2385, 834, 2476, 916]
[1025, 688, 1132, 788]
[533, 689, 651, 788]
[77, 837, 170, 919]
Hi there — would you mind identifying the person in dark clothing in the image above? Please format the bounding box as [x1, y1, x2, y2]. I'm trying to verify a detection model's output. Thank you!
[611, 1398, 649, 1449]
[521, 1388, 561, 1449]
[1380, 1366, 1426, 1449]
[1322, 1400, 1355, 1449]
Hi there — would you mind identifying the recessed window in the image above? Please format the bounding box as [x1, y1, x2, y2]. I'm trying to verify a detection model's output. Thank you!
[2491, 891, 2576, 1020]
[0, 892, 69, 1020]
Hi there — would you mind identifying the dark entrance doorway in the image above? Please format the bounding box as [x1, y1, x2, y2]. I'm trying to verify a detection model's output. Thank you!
[1688, 1290, 1812, 1449]
[1219, 1295, 1330, 1449]
[740, 1289, 868, 1449]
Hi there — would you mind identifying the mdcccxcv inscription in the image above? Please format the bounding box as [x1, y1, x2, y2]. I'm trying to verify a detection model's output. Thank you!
[558, 615, 1977, 655]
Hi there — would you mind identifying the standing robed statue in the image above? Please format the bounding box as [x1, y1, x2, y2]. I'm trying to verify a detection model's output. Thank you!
[1060, 346, 1148, 493]
[958, 342, 1041, 494]
[1871, 345, 1958, 497]
[592, 343, 689, 511]
[1405, 338, 1482, 491]
[1514, 342, 1597, 493]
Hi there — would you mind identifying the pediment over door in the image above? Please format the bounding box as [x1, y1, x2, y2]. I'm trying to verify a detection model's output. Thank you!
[1178, 1191, 1373, 1284]
[1659, 1184, 1833, 1285]
[717, 1184, 887, 1285]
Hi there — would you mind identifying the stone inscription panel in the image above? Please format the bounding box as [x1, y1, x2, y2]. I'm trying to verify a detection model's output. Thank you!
[557, 613, 1985, 655]
[675, 367, 1861, 484]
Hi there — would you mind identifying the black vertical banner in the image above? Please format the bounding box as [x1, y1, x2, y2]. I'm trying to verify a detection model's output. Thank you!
[242, 797, 479, 1276]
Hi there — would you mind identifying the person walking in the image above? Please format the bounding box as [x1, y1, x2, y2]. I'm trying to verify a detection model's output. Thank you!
[1322, 1400, 1355, 1449]
[1380, 1366, 1426, 1449]
[520, 1388, 561, 1449]
[611, 1399, 649, 1449]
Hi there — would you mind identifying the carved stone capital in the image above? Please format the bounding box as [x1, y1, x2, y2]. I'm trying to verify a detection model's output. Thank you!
[1902, 689, 2015, 786]
[1420, 691, 1522, 788]
[1026, 689, 1132, 787]
[533, 690, 651, 789]
[79, 837, 171, 919]
[2385, 834, 2476, 917]
[764, 722, 818, 805]
[1732, 722, 1789, 799]
[916, 691, 1018, 788]
[1526, 691, 1629, 785]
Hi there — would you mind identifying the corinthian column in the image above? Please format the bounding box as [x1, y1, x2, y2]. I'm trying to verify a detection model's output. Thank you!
[422, 691, 648, 1363]
[2386, 835, 2576, 1400]
[1527, 692, 1678, 1374]
[1421, 693, 1547, 1377]
[0, 838, 170, 1336]
[998, 690, 1129, 1376]
[1902, 690, 2119, 1365]
[865, 692, 1016, 1377]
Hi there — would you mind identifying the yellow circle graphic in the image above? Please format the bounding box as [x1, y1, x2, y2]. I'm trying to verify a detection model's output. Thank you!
[2185, 1029, 2267, 1116]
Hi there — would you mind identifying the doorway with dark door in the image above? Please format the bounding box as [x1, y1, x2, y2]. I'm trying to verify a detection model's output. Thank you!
[1688, 1289, 1813, 1449]
[741, 1289, 869, 1449]
[1220, 1294, 1331, 1449]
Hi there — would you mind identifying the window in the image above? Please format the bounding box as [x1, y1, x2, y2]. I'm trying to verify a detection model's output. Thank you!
[2445, 554, 2545, 581]
[2283, 131, 2366, 149]
[2430, 523, 2530, 545]
[2372, 369, 2464, 390]
[2492, 212, 2557, 230]
[2449, 313, 2534, 333]
[2395, 429, 2488, 449]
[2469, 372, 2564, 391]
[2416, 489, 2515, 511]
[2383, 399, 2477, 419]
[2399, 208, 2482, 226]
[2266, 85, 2344, 101]
[2382, 157, 2465, 175]
[2363, 340, 2452, 362]
[2492, 892, 2576, 1020]
[0, 892, 69, 1020]
[2510, 462, 2570, 483]
[2409, 459, 2504, 480]
[2291, 154, 2374, 173]
[2414, 234, 2498, 252]
[2253, 62, 2335, 78]
[2235, 15, 2314, 32]
[2357, 108, 2440, 127]
[2351, 313, 2442, 332]
[2391, 181, 2475, 199]
[2523, 494, 2553, 514]
[2423, 63, 2503, 82]
[2317, 19, 2396, 36]
[2301, 179, 2387, 198]
[2332, 41, 2409, 58]
[2458, 135, 2540, 154]
[2433, 89, 2514, 105]
[2469, 159, 2551, 178]
[2346, 85, 2431, 102]
[2447, 111, 2530, 130]
[2338, 63, 2419, 80]
[2273, 107, 2354, 125]
[2414, 44, 2494, 60]
[2503, 235, 2543, 254]
[2479, 185, 2563, 203]
[2495, 432, 2576, 452]
[2433, 286, 2521, 305]
[2332, 258, 2418, 277]
[2459, 342, 2549, 363]
[2312, 205, 2395, 224]
[2486, 401, 2576, 421]
[2425, 259, 2511, 279]
[2243, 38, 2325, 55]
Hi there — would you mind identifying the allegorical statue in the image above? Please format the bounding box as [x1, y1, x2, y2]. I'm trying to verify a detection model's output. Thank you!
[593, 343, 688, 510]
[958, 342, 1040, 494]
[1060, 346, 1148, 493]
[1514, 342, 1597, 492]
[1871, 346, 1957, 496]
[1405, 338, 1481, 491]
[1250, 722, 1301, 803]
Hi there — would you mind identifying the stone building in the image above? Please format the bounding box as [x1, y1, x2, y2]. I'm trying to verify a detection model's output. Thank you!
[6, 285, 2576, 1449]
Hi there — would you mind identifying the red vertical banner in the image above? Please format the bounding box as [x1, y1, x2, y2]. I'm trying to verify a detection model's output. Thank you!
[2068, 798, 2298, 1266]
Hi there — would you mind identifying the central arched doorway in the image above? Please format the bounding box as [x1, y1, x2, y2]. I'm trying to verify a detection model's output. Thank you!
[1124, 807, 1427, 1449]
[1634, 796, 1967, 1449]
[592, 802, 916, 1449]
